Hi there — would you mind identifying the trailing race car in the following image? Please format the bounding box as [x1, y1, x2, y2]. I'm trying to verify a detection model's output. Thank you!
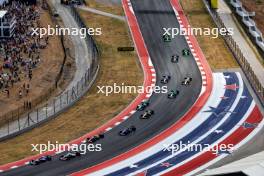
[181, 77, 192, 86]
[140, 110, 154, 119]
[29, 155, 52, 165]
[171, 55, 179, 63]
[85, 133, 104, 143]
[161, 75, 171, 84]
[119, 126, 136, 136]
[59, 151, 81, 161]
[167, 90, 179, 99]
[136, 100, 149, 111]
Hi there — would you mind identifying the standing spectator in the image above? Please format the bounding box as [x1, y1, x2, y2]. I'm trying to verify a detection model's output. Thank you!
[26, 83, 30, 95]
[29, 101, 32, 109]
[6, 89, 9, 98]
[19, 90, 22, 99]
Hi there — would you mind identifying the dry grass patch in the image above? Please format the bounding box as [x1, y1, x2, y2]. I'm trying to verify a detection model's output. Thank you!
[0, 8, 142, 164]
[180, 0, 238, 70]
[84, 0, 124, 16]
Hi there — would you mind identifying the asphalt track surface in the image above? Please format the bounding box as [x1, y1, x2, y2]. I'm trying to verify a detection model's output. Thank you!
[1, 0, 202, 175]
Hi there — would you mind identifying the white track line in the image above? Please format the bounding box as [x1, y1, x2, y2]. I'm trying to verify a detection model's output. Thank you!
[86, 73, 226, 176]
[156, 74, 256, 176]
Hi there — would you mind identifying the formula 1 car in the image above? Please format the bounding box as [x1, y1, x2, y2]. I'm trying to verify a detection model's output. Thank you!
[140, 110, 154, 119]
[163, 34, 171, 42]
[161, 75, 171, 84]
[181, 77, 192, 86]
[136, 100, 150, 111]
[59, 151, 81, 161]
[167, 90, 179, 99]
[182, 48, 191, 56]
[29, 155, 52, 165]
[171, 55, 179, 63]
[119, 126, 136, 136]
[85, 133, 104, 143]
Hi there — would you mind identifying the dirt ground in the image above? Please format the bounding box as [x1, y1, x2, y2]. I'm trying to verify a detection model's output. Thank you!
[180, 0, 238, 70]
[0, 6, 143, 164]
[240, 0, 264, 35]
[0, 8, 65, 122]
[85, 0, 124, 15]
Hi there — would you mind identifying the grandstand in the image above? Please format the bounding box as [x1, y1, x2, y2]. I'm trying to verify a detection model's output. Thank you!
[0, 10, 15, 38]
[0, 0, 8, 6]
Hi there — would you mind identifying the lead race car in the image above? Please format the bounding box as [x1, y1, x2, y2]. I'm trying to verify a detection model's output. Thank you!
[163, 34, 172, 42]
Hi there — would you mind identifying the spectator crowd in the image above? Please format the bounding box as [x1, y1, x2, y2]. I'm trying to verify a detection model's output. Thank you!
[0, 0, 49, 100]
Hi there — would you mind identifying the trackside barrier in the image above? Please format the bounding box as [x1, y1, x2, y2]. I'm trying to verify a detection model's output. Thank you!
[202, 0, 264, 107]
[0, 5, 99, 141]
[225, 0, 264, 59]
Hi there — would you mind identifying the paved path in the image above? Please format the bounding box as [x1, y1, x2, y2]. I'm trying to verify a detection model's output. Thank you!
[95, 0, 121, 5]
[55, 1, 92, 89]
[77, 5, 126, 21]
[217, 0, 264, 87]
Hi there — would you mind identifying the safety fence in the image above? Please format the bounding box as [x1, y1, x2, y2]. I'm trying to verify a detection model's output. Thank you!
[203, 0, 264, 107]
[224, 0, 264, 60]
[0, 5, 99, 141]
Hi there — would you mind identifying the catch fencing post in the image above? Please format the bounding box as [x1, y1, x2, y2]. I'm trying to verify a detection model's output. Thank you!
[18, 116, 20, 130]
[60, 94, 62, 108]
[77, 82, 79, 96]
[37, 108, 39, 122]
[67, 90, 69, 104]
[46, 104, 48, 118]
[81, 77, 84, 91]
[53, 99, 56, 115]
[18, 108, 20, 122]
[7, 117, 9, 134]
[28, 113, 30, 127]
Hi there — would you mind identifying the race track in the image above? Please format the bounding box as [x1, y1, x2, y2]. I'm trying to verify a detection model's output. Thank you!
[0, 0, 203, 175]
